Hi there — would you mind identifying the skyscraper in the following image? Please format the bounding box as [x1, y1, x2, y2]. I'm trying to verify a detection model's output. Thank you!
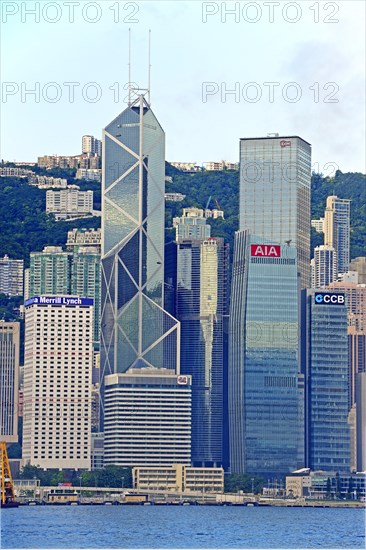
[30, 247, 70, 297]
[29, 245, 101, 344]
[312, 245, 337, 288]
[0, 322, 20, 443]
[303, 290, 350, 472]
[229, 135, 311, 475]
[239, 136, 311, 288]
[0, 256, 24, 297]
[229, 233, 301, 475]
[165, 236, 229, 467]
[100, 93, 180, 435]
[23, 295, 93, 469]
[324, 195, 351, 275]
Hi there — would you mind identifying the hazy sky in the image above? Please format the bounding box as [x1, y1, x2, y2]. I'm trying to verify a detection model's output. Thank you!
[1, 1, 365, 173]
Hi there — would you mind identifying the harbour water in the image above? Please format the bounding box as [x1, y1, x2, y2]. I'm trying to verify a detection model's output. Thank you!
[1, 505, 365, 549]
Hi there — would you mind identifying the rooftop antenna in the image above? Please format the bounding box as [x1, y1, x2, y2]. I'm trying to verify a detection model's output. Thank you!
[148, 29, 151, 105]
[128, 28, 132, 106]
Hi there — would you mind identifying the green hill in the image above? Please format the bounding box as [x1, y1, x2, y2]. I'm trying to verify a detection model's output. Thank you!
[0, 177, 101, 267]
[165, 167, 365, 260]
[0, 168, 364, 269]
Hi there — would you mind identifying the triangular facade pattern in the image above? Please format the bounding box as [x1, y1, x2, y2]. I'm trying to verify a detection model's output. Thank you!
[100, 96, 180, 426]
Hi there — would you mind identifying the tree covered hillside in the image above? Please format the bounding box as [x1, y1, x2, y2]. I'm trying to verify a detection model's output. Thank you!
[0, 169, 364, 266]
[166, 168, 365, 260]
[0, 177, 101, 267]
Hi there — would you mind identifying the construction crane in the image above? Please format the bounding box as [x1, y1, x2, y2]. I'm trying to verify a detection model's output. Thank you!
[214, 197, 221, 210]
[205, 196, 212, 210]
[1, 442, 18, 508]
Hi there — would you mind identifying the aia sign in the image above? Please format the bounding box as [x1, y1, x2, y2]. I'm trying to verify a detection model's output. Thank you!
[280, 140, 291, 148]
[251, 244, 281, 257]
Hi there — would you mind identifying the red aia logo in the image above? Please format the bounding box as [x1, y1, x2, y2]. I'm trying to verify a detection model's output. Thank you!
[177, 375, 188, 385]
[280, 140, 291, 147]
[251, 244, 281, 257]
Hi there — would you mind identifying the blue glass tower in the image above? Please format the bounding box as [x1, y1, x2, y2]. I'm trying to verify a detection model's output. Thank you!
[229, 231, 301, 475]
[304, 290, 350, 472]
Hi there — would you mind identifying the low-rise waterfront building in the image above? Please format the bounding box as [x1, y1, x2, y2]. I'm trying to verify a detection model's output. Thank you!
[133, 464, 224, 493]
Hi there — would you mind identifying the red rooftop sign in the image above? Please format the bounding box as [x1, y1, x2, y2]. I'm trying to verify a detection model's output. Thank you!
[280, 140, 291, 147]
[251, 245, 281, 257]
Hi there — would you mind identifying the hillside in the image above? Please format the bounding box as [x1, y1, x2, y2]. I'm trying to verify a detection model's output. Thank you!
[0, 177, 101, 267]
[166, 168, 366, 260]
[0, 168, 364, 268]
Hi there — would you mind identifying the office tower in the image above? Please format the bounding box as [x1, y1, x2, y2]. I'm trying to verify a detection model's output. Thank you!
[82, 135, 102, 156]
[173, 208, 212, 240]
[303, 290, 350, 472]
[100, 93, 180, 432]
[324, 196, 351, 274]
[239, 136, 311, 288]
[312, 245, 337, 288]
[356, 372, 366, 471]
[0, 255, 24, 296]
[23, 295, 93, 469]
[165, 237, 229, 466]
[349, 257, 366, 284]
[66, 228, 102, 253]
[30, 247, 70, 297]
[71, 247, 101, 344]
[348, 326, 366, 408]
[103, 370, 191, 466]
[0, 322, 20, 443]
[229, 233, 300, 475]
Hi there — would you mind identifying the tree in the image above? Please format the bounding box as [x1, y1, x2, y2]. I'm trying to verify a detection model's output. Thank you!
[347, 477, 354, 500]
[224, 474, 264, 494]
[335, 472, 342, 499]
[325, 477, 332, 500]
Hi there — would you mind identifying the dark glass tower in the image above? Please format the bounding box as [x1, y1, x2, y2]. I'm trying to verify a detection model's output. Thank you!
[303, 290, 350, 472]
[165, 237, 229, 466]
[100, 94, 180, 426]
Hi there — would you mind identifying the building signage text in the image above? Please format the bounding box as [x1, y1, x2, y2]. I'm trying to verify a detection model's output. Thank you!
[314, 293, 345, 305]
[251, 244, 281, 257]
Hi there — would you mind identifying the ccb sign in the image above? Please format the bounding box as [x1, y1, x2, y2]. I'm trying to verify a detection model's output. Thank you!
[314, 293, 345, 305]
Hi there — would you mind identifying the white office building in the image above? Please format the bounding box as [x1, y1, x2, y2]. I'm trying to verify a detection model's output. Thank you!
[22, 295, 94, 469]
[104, 369, 192, 467]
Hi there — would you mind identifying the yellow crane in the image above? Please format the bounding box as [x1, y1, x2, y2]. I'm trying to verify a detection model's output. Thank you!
[1, 442, 18, 508]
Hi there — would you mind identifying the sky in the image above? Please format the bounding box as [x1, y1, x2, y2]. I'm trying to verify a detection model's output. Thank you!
[1, 0, 365, 173]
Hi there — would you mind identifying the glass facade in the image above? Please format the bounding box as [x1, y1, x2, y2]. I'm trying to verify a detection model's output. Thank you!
[305, 290, 350, 472]
[166, 238, 229, 466]
[100, 95, 180, 427]
[239, 136, 311, 289]
[229, 231, 301, 475]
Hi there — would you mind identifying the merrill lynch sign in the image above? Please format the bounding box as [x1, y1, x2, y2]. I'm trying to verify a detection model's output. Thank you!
[25, 296, 94, 307]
